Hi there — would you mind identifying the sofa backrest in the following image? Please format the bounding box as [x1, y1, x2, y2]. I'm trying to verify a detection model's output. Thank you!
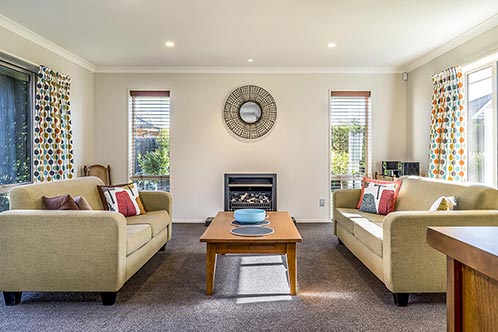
[395, 176, 498, 211]
[9, 177, 105, 210]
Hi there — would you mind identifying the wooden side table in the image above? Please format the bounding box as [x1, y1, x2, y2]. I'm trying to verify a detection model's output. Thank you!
[427, 226, 498, 332]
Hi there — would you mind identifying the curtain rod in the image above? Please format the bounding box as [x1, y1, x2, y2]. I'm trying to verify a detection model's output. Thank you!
[431, 65, 461, 79]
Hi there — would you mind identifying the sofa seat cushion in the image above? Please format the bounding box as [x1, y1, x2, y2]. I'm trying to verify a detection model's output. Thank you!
[353, 220, 383, 257]
[127, 224, 152, 256]
[335, 208, 384, 233]
[126, 210, 170, 237]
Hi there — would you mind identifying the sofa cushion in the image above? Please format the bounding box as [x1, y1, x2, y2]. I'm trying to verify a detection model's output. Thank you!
[335, 208, 384, 233]
[429, 196, 457, 211]
[357, 178, 401, 215]
[74, 196, 92, 210]
[98, 183, 146, 217]
[353, 219, 383, 257]
[126, 210, 170, 237]
[127, 224, 152, 256]
[42, 194, 79, 210]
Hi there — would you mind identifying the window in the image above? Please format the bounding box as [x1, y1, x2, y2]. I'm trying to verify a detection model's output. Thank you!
[330, 91, 371, 191]
[0, 57, 36, 212]
[466, 66, 495, 186]
[128, 90, 170, 191]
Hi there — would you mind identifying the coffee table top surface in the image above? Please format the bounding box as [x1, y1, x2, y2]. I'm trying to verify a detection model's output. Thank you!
[200, 211, 302, 243]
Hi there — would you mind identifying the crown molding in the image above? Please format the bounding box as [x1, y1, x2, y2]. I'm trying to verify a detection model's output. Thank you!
[95, 66, 403, 74]
[404, 13, 498, 73]
[0, 13, 96, 72]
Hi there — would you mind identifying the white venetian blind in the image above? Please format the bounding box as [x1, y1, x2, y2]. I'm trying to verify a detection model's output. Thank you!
[330, 91, 371, 177]
[128, 90, 170, 177]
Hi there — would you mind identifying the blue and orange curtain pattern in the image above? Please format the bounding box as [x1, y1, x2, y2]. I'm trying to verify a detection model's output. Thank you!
[428, 66, 466, 181]
[33, 66, 74, 182]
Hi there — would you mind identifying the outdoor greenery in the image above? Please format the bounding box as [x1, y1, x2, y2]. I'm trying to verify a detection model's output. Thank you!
[331, 151, 349, 175]
[330, 124, 365, 175]
[137, 129, 170, 175]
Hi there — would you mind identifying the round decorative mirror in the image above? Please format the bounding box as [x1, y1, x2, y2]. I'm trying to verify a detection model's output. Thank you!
[224, 85, 277, 140]
[239, 101, 262, 124]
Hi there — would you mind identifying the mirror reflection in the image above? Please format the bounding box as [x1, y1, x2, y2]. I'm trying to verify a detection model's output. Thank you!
[239, 101, 262, 124]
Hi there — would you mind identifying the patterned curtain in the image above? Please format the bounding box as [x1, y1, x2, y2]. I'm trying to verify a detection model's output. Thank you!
[33, 66, 74, 182]
[428, 66, 466, 181]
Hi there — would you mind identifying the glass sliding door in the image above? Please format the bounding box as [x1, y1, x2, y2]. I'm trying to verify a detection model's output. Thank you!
[0, 61, 35, 212]
[467, 66, 494, 185]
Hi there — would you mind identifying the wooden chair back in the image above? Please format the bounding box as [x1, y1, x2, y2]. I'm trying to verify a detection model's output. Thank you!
[83, 165, 112, 185]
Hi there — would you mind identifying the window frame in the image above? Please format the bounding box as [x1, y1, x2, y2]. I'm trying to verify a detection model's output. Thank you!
[329, 90, 372, 191]
[464, 61, 498, 186]
[127, 89, 171, 190]
[0, 53, 37, 195]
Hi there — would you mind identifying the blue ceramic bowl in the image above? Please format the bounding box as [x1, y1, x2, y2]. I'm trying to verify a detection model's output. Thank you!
[234, 209, 266, 224]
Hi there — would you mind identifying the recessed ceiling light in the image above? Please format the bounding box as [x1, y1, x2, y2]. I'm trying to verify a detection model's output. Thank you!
[248, 59, 254, 63]
[327, 42, 337, 48]
[165, 41, 175, 47]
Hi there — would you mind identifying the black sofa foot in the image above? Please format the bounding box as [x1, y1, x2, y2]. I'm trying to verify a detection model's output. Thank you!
[101, 292, 117, 305]
[393, 293, 409, 307]
[159, 243, 167, 251]
[337, 238, 344, 245]
[3, 292, 22, 306]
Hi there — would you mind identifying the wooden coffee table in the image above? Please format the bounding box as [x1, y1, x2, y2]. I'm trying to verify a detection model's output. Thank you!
[200, 211, 302, 295]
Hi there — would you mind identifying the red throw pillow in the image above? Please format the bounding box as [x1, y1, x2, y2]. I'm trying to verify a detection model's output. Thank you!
[43, 194, 80, 210]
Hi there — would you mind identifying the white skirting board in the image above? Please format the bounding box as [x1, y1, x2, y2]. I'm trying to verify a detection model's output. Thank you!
[173, 219, 332, 223]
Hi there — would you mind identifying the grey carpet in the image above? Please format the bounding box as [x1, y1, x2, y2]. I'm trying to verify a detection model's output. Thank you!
[0, 224, 445, 332]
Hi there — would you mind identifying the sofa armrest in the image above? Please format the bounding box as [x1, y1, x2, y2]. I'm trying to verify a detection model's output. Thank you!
[0, 210, 127, 292]
[382, 210, 498, 293]
[139, 191, 172, 216]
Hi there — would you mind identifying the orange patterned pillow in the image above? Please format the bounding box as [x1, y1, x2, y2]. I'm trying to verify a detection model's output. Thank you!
[97, 183, 146, 216]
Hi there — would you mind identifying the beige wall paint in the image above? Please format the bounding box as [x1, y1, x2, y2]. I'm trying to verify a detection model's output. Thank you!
[407, 25, 498, 175]
[0, 26, 94, 175]
[95, 73, 407, 222]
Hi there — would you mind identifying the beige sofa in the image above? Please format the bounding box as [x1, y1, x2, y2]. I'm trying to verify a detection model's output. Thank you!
[333, 176, 498, 306]
[0, 177, 172, 305]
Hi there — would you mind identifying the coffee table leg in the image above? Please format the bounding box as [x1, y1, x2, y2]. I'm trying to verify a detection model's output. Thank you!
[206, 243, 217, 295]
[287, 243, 297, 295]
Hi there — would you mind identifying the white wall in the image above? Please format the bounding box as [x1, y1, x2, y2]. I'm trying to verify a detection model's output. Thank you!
[0, 25, 94, 174]
[407, 25, 498, 175]
[94, 73, 407, 222]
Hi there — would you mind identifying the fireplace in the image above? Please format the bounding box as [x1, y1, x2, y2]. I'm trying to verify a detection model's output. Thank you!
[224, 173, 277, 211]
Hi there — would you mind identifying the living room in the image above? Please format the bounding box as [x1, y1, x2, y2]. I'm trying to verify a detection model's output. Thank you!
[1, 1, 498, 331]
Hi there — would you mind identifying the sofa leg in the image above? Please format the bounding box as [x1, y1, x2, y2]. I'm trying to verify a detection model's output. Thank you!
[101, 292, 117, 306]
[393, 293, 409, 307]
[159, 243, 167, 251]
[3, 292, 22, 306]
[337, 238, 344, 245]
